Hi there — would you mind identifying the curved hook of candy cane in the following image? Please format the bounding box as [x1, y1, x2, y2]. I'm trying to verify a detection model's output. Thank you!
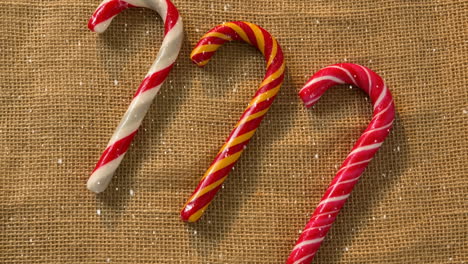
[180, 21, 285, 222]
[86, 0, 183, 193]
[286, 63, 395, 264]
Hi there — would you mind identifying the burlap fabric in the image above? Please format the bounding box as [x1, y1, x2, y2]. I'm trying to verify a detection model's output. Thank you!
[1, 0, 466, 263]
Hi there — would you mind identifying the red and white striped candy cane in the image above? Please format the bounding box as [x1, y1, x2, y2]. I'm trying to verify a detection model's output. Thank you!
[287, 63, 395, 264]
[86, 0, 183, 193]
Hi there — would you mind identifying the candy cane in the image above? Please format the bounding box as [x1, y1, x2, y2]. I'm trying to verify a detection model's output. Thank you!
[287, 63, 395, 264]
[86, 0, 183, 193]
[180, 21, 285, 222]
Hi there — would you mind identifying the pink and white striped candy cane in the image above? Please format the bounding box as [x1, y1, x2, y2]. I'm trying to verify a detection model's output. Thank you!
[287, 63, 395, 264]
[86, 0, 183, 193]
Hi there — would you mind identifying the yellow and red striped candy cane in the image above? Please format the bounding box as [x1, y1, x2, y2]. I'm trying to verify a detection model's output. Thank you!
[86, 0, 183, 193]
[287, 63, 395, 264]
[180, 21, 285, 222]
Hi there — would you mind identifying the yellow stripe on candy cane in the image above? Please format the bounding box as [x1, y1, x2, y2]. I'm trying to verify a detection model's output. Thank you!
[201, 150, 243, 180]
[248, 84, 281, 108]
[267, 39, 278, 67]
[187, 203, 210, 222]
[235, 107, 270, 128]
[191, 44, 221, 56]
[188, 176, 228, 202]
[259, 62, 285, 88]
[245, 22, 265, 55]
[195, 59, 210, 67]
[203, 31, 233, 41]
[224, 22, 251, 44]
[217, 129, 257, 154]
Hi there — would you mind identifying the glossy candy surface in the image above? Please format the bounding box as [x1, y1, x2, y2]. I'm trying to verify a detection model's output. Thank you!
[288, 63, 395, 264]
[181, 21, 285, 222]
[87, 0, 183, 193]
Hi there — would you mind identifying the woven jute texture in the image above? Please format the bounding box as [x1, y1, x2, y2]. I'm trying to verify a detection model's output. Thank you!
[1, 0, 467, 263]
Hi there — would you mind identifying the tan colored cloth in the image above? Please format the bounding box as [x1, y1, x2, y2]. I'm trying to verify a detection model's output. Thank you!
[1, 0, 466, 263]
